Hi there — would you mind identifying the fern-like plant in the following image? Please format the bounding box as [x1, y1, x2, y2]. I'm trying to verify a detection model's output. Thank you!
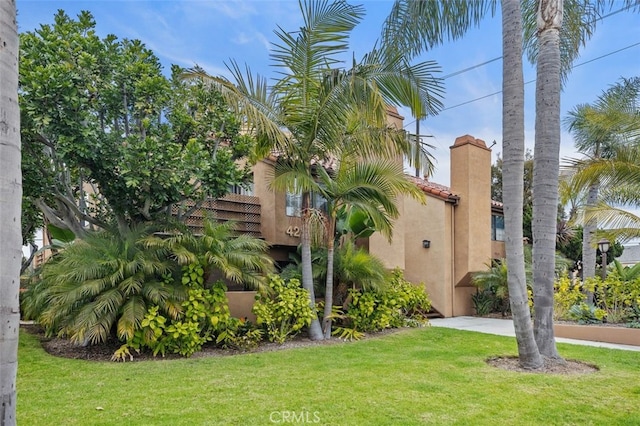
[28, 226, 185, 345]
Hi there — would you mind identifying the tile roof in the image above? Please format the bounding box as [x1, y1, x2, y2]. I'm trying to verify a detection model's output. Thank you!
[407, 175, 460, 204]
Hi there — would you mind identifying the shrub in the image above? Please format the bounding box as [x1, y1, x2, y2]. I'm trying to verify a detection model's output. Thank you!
[594, 271, 640, 324]
[337, 269, 431, 336]
[252, 275, 313, 343]
[472, 290, 494, 316]
[568, 303, 606, 324]
[553, 274, 586, 320]
[113, 264, 233, 360]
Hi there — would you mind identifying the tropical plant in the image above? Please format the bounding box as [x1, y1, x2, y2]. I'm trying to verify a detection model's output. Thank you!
[568, 144, 640, 244]
[337, 269, 431, 335]
[144, 220, 274, 292]
[24, 226, 185, 345]
[311, 158, 425, 337]
[611, 259, 640, 282]
[184, 0, 444, 339]
[472, 261, 513, 316]
[563, 77, 640, 291]
[253, 275, 314, 344]
[568, 303, 606, 324]
[0, 0, 20, 422]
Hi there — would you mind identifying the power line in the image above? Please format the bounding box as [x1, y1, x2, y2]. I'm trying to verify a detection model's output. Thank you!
[438, 41, 640, 113]
[405, 5, 637, 129]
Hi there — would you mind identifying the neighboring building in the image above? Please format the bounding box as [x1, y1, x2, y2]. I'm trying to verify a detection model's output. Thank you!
[618, 244, 640, 267]
[184, 110, 504, 317]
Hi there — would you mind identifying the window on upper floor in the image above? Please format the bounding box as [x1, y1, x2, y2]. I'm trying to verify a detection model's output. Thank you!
[228, 183, 254, 196]
[492, 214, 505, 241]
[285, 180, 327, 217]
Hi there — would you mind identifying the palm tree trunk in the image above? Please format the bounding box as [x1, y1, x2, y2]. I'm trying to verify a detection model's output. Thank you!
[0, 1, 21, 423]
[300, 192, 324, 340]
[501, 0, 543, 369]
[323, 216, 337, 339]
[582, 182, 599, 303]
[532, 0, 563, 359]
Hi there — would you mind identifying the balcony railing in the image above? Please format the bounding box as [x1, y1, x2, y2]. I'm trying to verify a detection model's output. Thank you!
[175, 194, 262, 238]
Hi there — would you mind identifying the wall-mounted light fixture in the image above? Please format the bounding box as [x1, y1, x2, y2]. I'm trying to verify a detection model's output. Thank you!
[422, 240, 431, 249]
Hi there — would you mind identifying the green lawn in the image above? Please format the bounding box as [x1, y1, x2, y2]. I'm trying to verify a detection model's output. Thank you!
[18, 326, 640, 425]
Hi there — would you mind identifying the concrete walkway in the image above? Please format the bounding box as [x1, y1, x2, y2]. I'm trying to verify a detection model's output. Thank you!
[430, 316, 640, 352]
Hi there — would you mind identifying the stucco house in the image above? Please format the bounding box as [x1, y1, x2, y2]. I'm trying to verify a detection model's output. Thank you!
[184, 109, 505, 317]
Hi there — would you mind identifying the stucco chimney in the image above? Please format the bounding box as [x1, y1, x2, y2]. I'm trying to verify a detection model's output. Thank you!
[449, 135, 492, 315]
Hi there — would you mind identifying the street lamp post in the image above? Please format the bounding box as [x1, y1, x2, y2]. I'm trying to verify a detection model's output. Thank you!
[598, 239, 610, 281]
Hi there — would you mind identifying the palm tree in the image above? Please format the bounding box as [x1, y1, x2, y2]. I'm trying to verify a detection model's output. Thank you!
[31, 226, 185, 345]
[500, 0, 543, 368]
[570, 144, 640, 243]
[0, 0, 20, 422]
[526, 0, 640, 358]
[145, 220, 275, 291]
[564, 77, 640, 284]
[383, 0, 638, 363]
[184, 0, 443, 339]
[528, 0, 566, 359]
[308, 158, 425, 337]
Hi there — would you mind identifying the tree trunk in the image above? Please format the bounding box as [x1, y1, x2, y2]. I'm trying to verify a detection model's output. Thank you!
[322, 216, 337, 339]
[300, 192, 324, 340]
[581, 182, 599, 303]
[501, 0, 543, 369]
[0, 1, 21, 423]
[532, 0, 563, 359]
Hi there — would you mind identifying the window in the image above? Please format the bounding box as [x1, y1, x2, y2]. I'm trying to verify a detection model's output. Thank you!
[228, 183, 254, 196]
[286, 180, 302, 217]
[285, 180, 327, 217]
[492, 214, 505, 241]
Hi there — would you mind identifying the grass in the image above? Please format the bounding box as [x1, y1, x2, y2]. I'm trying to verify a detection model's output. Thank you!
[18, 326, 640, 426]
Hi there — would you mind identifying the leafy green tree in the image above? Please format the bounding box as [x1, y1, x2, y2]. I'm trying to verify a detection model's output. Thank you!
[19, 11, 251, 241]
[0, 0, 20, 423]
[185, 0, 443, 340]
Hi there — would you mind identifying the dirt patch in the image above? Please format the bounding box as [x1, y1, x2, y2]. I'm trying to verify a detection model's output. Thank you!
[487, 356, 599, 375]
[20, 323, 404, 362]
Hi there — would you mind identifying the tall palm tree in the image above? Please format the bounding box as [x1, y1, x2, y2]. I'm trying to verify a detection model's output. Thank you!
[529, 0, 566, 359]
[307, 158, 425, 338]
[382, 0, 638, 363]
[184, 0, 443, 340]
[564, 77, 640, 284]
[501, 0, 543, 368]
[383, 0, 546, 367]
[570, 144, 640, 243]
[525, 0, 640, 358]
[0, 0, 20, 423]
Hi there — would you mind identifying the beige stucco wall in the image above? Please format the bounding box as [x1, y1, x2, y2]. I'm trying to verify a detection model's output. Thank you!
[252, 160, 302, 252]
[401, 194, 456, 317]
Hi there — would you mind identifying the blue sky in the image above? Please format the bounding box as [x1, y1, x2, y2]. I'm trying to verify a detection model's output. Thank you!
[16, 0, 640, 186]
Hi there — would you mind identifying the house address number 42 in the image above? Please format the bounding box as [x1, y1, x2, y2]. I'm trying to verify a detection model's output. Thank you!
[286, 226, 301, 237]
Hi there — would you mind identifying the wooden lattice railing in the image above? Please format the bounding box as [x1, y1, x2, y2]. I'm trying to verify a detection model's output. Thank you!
[174, 194, 262, 238]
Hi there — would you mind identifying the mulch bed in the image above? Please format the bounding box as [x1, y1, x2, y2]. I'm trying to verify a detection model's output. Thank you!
[21, 323, 600, 374]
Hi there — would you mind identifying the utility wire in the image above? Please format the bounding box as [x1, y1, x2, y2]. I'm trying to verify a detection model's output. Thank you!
[405, 5, 637, 129]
